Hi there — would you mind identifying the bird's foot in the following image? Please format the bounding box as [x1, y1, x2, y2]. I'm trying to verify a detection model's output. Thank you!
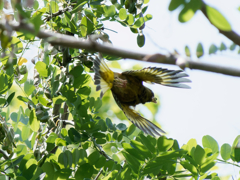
[152, 97, 157, 103]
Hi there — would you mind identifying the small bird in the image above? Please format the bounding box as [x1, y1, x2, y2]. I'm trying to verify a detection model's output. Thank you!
[93, 55, 191, 136]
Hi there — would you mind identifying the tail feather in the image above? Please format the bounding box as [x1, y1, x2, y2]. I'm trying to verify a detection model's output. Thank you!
[122, 104, 165, 136]
[93, 55, 114, 98]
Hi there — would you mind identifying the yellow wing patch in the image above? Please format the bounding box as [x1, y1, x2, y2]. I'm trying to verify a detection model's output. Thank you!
[93, 55, 114, 98]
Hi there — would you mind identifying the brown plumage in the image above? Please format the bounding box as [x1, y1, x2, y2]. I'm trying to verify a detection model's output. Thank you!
[93, 55, 191, 136]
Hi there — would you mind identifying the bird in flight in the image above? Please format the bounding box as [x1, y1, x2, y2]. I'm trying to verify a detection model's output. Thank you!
[93, 54, 191, 136]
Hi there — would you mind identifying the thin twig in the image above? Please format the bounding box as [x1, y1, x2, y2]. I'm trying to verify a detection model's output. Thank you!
[217, 158, 240, 168]
[94, 168, 103, 180]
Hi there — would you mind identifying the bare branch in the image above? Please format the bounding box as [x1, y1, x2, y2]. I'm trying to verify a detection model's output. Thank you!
[201, 2, 240, 46]
[1, 22, 240, 77]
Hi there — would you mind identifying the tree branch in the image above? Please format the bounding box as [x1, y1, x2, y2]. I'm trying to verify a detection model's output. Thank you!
[44, 6, 72, 21]
[1, 22, 240, 77]
[201, 2, 240, 46]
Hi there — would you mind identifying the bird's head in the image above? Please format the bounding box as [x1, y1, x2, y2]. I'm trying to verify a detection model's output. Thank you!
[152, 97, 157, 103]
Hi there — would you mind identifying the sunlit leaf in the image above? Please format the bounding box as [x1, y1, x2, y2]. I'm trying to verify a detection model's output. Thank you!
[196, 43, 204, 58]
[220, 143, 231, 160]
[202, 135, 219, 153]
[206, 5, 231, 31]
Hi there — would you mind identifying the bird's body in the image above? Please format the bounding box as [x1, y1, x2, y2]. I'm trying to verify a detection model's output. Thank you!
[111, 73, 153, 106]
[93, 55, 191, 136]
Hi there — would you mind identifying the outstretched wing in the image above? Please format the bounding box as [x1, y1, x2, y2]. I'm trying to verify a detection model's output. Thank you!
[122, 67, 191, 88]
[112, 93, 165, 136]
[93, 55, 114, 98]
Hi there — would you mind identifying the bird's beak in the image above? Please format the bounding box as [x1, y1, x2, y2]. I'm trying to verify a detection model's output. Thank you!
[152, 97, 157, 103]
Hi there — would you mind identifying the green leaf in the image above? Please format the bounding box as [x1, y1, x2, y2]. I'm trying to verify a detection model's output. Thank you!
[0, 73, 9, 94]
[229, 43, 236, 50]
[41, 162, 54, 179]
[95, 156, 106, 168]
[33, 0, 39, 10]
[71, 1, 88, 14]
[80, 16, 88, 37]
[54, 169, 71, 179]
[193, 145, 205, 165]
[206, 5, 231, 31]
[77, 86, 91, 99]
[102, 170, 118, 180]
[103, 5, 116, 17]
[122, 143, 145, 161]
[231, 135, 240, 162]
[132, 17, 144, 28]
[180, 160, 198, 175]
[157, 136, 174, 152]
[106, 118, 114, 130]
[137, 34, 145, 47]
[10, 37, 23, 54]
[202, 135, 219, 153]
[64, 11, 77, 34]
[21, 125, 30, 141]
[17, 96, 29, 103]
[122, 151, 140, 174]
[24, 80, 35, 96]
[139, 134, 156, 153]
[75, 163, 93, 179]
[126, 14, 134, 25]
[117, 133, 123, 142]
[186, 138, 197, 156]
[35, 61, 48, 77]
[142, 161, 162, 175]
[5, 155, 24, 171]
[220, 143, 231, 160]
[72, 148, 81, 168]
[29, 110, 40, 132]
[219, 42, 227, 51]
[144, 14, 152, 22]
[53, 95, 67, 104]
[78, 149, 87, 165]
[68, 128, 81, 143]
[104, 159, 115, 171]
[201, 160, 217, 173]
[179, 5, 195, 22]
[178, 0, 201, 22]
[49, 0, 59, 13]
[58, 151, 72, 169]
[209, 44, 218, 54]
[196, 42, 204, 58]
[30, 13, 43, 33]
[55, 138, 67, 146]
[126, 124, 136, 136]
[15, 144, 28, 156]
[131, 140, 152, 159]
[116, 123, 127, 131]
[73, 74, 91, 88]
[88, 151, 100, 165]
[211, 177, 220, 180]
[3, 92, 15, 107]
[0, 98, 6, 106]
[119, 8, 127, 20]
[168, 0, 185, 11]
[185, 46, 191, 57]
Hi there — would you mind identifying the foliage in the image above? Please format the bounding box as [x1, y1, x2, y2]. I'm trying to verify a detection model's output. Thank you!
[0, 0, 239, 179]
